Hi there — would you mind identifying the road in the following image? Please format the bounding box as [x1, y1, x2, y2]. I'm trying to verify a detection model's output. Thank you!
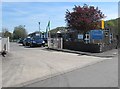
[2, 42, 118, 87]
[27, 55, 118, 87]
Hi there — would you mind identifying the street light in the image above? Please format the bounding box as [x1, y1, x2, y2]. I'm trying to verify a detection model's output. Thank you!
[38, 22, 41, 37]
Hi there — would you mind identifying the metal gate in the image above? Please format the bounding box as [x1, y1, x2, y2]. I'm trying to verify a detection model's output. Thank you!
[0, 37, 10, 52]
[48, 38, 63, 49]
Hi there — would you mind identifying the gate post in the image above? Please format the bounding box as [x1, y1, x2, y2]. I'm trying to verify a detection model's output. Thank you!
[0, 37, 2, 52]
[7, 37, 10, 52]
[48, 38, 50, 48]
[61, 38, 63, 49]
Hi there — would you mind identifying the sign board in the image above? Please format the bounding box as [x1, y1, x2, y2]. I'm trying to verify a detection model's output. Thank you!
[101, 20, 104, 29]
[78, 34, 83, 39]
[90, 30, 103, 40]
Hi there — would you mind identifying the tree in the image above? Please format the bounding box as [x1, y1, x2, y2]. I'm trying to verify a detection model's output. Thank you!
[49, 27, 67, 38]
[13, 25, 27, 39]
[65, 4, 105, 33]
[2, 28, 12, 40]
[106, 21, 115, 27]
[105, 18, 118, 35]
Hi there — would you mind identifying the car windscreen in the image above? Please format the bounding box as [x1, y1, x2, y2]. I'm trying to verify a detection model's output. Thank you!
[26, 38, 31, 41]
[33, 36, 41, 40]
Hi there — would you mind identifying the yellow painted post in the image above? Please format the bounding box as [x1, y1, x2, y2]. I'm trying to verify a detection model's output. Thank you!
[101, 20, 104, 29]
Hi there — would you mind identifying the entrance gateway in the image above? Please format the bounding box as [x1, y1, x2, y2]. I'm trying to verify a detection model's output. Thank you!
[47, 29, 117, 53]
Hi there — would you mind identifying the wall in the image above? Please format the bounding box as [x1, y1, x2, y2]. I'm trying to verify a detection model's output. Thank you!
[63, 41, 117, 53]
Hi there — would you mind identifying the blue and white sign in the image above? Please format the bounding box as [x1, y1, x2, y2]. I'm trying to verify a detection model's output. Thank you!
[90, 30, 104, 40]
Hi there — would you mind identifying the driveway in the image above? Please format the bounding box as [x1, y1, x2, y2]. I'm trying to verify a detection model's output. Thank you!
[2, 42, 117, 87]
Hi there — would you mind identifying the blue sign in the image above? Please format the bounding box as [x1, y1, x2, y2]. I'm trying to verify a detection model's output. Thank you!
[90, 30, 104, 40]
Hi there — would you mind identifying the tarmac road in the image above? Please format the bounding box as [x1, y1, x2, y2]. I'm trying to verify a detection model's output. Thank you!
[2, 42, 118, 87]
[27, 55, 118, 87]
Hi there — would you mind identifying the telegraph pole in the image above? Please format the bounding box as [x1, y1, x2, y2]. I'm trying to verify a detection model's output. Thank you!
[38, 22, 41, 37]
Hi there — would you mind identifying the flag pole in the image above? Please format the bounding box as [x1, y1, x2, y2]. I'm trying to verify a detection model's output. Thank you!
[47, 20, 50, 38]
[46, 26, 48, 39]
[49, 21, 51, 38]
[47, 21, 50, 48]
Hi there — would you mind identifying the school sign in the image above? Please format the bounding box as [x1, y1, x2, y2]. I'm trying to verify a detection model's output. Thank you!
[90, 30, 104, 40]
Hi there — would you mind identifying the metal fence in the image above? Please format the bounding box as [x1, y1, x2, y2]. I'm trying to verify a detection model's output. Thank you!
[0, 37, 10, 52]
[48, 38, 63, 49]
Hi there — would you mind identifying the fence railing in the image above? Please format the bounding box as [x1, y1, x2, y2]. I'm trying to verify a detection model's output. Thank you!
[48, 38, 63, 49]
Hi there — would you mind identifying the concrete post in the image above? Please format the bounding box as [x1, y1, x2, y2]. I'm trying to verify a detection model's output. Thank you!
[0, 37, 2, 52]
[7, 37, 10, 52]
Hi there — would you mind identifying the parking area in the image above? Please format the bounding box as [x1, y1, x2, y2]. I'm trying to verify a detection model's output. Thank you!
[2, 42, 115, 87]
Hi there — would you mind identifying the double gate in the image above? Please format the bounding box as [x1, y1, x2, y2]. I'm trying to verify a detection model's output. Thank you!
[0, 37, 10, 53]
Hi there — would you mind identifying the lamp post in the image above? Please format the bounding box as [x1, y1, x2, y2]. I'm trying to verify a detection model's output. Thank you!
[23, 25, 26, 38]
[38, 22, 41, 37]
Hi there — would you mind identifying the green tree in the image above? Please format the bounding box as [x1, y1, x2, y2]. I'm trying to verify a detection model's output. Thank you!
[13, 25, 27, 39]
[106, 21, 115, 27]
[49, 27, 67, 37]
[105, 18, 118, 35]
[2, 28, 12, 40]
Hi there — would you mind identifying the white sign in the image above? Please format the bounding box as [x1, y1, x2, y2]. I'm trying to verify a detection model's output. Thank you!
[78, 34, 83, 39]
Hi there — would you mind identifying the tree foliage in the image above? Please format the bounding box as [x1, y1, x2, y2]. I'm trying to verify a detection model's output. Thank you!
[49, 27, 67, 38]
[13, 25, 27, 39]
[105, 18, 118, 35]
[65, 4, 105, 33]
[2, 28, 12, 40]
[117, 17, 120, 37]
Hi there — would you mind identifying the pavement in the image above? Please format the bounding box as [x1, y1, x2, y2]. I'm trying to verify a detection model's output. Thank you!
[49, 48, 118, 58]
[2, 42, 118, 87]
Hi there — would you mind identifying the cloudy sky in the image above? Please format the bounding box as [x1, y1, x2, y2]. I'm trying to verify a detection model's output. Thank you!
[2, 2, 118, 33]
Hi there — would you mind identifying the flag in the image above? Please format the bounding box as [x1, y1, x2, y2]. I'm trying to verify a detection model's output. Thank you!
[46, 21, 50, 38]
[47, 20, 50, 30]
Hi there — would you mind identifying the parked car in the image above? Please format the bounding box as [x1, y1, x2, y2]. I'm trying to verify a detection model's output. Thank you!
[17, 38, 24, 44]
[43, 38, 48, 43]
[30, 36, 45, 47]
[23, 37, 32, 46]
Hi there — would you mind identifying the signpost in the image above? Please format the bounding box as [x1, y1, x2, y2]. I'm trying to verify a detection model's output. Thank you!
[90, 30, 104, 40]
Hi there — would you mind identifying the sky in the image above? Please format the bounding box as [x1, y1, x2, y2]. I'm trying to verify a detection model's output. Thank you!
[2, 2, 119, 34]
